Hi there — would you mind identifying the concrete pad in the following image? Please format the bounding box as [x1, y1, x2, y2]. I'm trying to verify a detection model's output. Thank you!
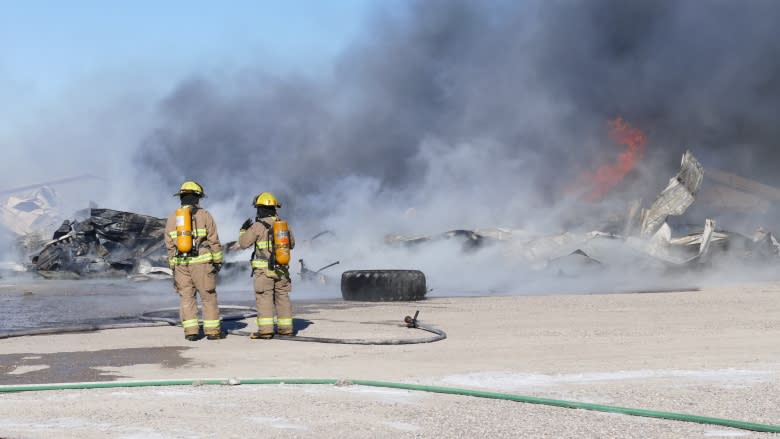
[1, 282, 779, 437]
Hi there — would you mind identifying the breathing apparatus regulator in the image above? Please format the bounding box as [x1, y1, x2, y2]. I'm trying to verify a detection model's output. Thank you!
[173, 181, 205, 256]
[253, 192, 291, 268]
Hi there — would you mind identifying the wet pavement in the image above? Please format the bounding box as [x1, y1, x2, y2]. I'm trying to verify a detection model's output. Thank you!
[0, 276, 347, 333]
[0, 279, 181, 331]
[0, 277, 328, 330]
[0, 347, 192, 384]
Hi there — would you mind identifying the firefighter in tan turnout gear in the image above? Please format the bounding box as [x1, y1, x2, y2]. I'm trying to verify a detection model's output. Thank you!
[164, 181, 225, 341]
[238, 192, 295, 339]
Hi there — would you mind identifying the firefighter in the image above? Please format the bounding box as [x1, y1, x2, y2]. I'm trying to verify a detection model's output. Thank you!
[164, 181, 225, 341]
[238, 192, 295, 339]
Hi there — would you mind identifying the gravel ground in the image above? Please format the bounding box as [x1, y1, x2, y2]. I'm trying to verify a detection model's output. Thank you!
[1, 281, 779, 438]
[0, 384, 771, 438]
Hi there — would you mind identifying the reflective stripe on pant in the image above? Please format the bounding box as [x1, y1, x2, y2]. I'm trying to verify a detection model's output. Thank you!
[253, 270, 293, 336]
[174, 263, 221, 336]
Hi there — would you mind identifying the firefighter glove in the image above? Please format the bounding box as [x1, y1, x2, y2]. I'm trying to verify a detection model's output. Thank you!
[213, 263, 222, 273]
[241, 218, 253, 230]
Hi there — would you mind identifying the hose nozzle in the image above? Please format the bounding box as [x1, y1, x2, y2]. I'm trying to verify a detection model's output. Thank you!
[404, 310, 420, 328]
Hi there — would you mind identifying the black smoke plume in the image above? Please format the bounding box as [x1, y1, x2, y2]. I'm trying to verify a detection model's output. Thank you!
[136, 0, 780, 229]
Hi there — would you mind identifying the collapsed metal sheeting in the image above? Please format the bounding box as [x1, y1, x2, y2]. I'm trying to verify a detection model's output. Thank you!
[0, 175, 103, 240]
[0, 187, 62, 237]
[752, 228, 780, 256]
[625, 150, 780, 267]
[626, 219, 716, 266]
[384, 150, 780, 276]
[640, 150, 704, 238]
[30, 208, 169, 278]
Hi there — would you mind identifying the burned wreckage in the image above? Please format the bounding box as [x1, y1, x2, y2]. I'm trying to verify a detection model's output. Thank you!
[9, 150, 780, 281]
[386, 151, 780, 275]
[29, 209, 171, 279]
[20, 208, 338, 281]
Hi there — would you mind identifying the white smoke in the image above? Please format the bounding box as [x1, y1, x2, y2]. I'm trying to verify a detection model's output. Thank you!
[4, 0, 780, 295]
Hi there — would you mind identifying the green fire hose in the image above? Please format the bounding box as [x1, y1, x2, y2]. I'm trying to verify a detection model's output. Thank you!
[0, 378, 778, 433]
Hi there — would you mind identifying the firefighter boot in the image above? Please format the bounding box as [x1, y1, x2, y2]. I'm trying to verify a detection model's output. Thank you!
[185, 334, 200, 342]
[250, 331, 273, 340]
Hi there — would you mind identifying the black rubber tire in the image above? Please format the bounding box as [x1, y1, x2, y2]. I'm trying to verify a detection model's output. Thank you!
[341, 270, 427, 302]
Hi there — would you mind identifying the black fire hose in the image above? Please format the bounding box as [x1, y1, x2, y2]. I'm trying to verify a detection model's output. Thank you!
[138, 305, 258, 325]
[0, 305, 257, 340]
[0, 321, 170, 340]
[230, 311, 446, 345]
[2, 306, 446, 345]
[141, 307, 446, 345]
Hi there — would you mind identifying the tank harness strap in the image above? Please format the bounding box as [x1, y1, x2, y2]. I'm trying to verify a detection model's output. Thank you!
[250, 219, 275, 273]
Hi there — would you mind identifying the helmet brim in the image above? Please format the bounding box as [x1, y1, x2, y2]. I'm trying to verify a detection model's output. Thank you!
[174, 191, 206, 198]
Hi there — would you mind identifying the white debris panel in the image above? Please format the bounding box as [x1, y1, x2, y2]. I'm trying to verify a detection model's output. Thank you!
[640, 150, 704, 238]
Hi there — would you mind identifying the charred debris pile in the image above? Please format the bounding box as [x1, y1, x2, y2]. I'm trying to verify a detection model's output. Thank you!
[14, 208, 335, 282]
[3, 150, 780, 281]
[28, 208, 170, 280]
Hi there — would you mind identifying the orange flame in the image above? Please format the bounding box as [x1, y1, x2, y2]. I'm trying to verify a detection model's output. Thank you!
[579, 117, 646, 201]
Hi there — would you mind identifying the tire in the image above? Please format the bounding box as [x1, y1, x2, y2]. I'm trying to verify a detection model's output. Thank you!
[341, 270, 427, 302]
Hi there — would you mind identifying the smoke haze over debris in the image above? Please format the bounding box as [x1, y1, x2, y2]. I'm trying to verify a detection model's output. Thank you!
[3, 1, 780, 293]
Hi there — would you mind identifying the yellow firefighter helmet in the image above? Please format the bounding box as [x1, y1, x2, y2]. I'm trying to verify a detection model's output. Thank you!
[253, 192, 281, 207]
[174, 181, 205, 197]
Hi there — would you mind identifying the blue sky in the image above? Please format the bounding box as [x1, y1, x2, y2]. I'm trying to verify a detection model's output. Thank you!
[0, 0, 385, 100]
[0, 0, 392, 188]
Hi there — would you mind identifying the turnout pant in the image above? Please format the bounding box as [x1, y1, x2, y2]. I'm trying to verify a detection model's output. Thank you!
[174, 263, 221, 336]
[253, 270, 293, 336]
